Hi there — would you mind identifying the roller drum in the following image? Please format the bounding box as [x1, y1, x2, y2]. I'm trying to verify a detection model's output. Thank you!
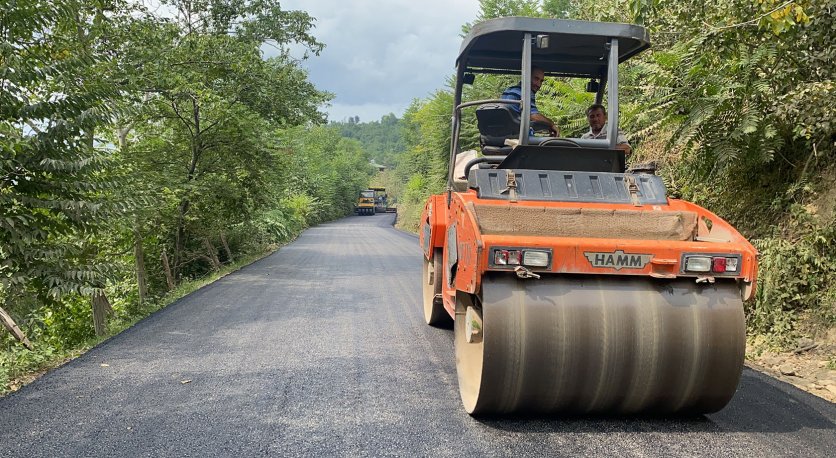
[455, 274, 745, 415]
[423, 249, 450, 326]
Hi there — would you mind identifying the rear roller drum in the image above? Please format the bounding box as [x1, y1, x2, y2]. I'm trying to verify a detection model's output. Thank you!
[455, 274, 746, 415]
[423, 249, 451, 326]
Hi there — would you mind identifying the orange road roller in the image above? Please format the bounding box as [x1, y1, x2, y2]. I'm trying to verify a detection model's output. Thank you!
[419, 17, 758, 415]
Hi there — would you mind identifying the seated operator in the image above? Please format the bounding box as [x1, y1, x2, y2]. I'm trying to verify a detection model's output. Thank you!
[501, 66, 560, 137]
[582, 103, 632, 155]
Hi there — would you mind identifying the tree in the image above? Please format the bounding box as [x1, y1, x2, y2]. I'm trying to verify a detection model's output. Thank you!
[280, 125, 375, 222]
[1, 0, 122, 305]
[332, 114, 407, 167]
[118, 0, 330, 281]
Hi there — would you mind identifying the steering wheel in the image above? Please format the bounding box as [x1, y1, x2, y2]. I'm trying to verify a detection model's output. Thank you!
[539, 138, 581, 147]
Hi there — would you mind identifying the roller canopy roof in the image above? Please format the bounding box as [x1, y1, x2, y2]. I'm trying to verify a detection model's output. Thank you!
[457, 17, 650, 77]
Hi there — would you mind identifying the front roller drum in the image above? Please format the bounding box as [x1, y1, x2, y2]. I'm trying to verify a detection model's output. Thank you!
[455, 274, 746, 415]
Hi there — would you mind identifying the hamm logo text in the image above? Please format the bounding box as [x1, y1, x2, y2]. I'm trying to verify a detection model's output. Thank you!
[584, 250, 653, 270]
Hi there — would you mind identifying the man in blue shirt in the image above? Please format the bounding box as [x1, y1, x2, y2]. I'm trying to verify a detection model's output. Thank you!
[501, 66, 560, 137]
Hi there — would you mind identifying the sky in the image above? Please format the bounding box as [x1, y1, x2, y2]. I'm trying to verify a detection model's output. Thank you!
[273, 1, 482, 123]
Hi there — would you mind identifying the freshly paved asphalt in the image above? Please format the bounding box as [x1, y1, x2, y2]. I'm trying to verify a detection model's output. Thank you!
[1, 213, 834, 457]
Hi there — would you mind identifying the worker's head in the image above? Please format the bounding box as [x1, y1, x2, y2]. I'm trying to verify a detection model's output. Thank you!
[586, 104, 607, 132]
[531, 66, 545, 93]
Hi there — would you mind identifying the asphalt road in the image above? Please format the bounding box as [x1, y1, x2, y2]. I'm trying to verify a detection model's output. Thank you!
[1, 213, 834, 457]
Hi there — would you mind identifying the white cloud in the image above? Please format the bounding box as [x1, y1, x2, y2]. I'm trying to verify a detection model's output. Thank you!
[275, 0, 481, 121]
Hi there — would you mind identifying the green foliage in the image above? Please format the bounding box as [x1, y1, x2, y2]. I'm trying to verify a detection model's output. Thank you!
[1, 0, 125, 306]
[537, 79, 597, 136]
[541, 0, 573, 18]
[387, 92, 455, 225]
[0, 341, 63, 393]
[279, 125, 375, 223]
[462, 0, 543, 34]
[281, 195, 321, 229]
[397, 174, 438, 232]
[630, 0, 832, 173]
[331, 114, 406, 166]
[31, 297, 96, 348]
[111, 0, 334, 283]
[161, 0, 323, 55]
[750, 203, 836, 345]
[475, 0, 541, 19]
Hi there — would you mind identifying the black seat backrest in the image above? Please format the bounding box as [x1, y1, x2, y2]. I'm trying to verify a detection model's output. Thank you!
[476, 104, 520, 151]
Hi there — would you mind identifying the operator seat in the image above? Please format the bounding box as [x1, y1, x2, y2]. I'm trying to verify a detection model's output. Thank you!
[475, 104, 519, 156]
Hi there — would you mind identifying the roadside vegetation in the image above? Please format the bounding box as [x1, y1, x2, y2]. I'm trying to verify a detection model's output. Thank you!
[1, 0, 375, 392]
[332, 114, 406, 167]
[387, 0, 835, 352]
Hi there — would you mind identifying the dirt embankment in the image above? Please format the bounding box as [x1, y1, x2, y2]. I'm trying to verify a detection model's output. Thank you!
[748, 329, 836, 403]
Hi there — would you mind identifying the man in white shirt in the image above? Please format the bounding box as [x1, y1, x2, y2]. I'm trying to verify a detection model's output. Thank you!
[581, 104, 631, 155]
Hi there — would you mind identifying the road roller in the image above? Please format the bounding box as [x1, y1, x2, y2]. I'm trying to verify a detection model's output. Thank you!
[356, 190, 376, 215]
[418, 17, 758, 415]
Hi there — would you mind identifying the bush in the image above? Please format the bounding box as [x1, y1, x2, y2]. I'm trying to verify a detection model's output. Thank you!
[750, 204, 836, 345]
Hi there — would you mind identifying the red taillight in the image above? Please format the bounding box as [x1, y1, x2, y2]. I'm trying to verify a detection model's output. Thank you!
[491, 247, 552, 268]
[683, 253, 741, 274]
[494, 249, 521, 266]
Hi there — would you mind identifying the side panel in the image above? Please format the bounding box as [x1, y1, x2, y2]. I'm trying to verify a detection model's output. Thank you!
[439, 192, 484, 319]
[418, 194, 448, 260]
[439, 191, 484, 318]
[451, 194, 482, 294]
